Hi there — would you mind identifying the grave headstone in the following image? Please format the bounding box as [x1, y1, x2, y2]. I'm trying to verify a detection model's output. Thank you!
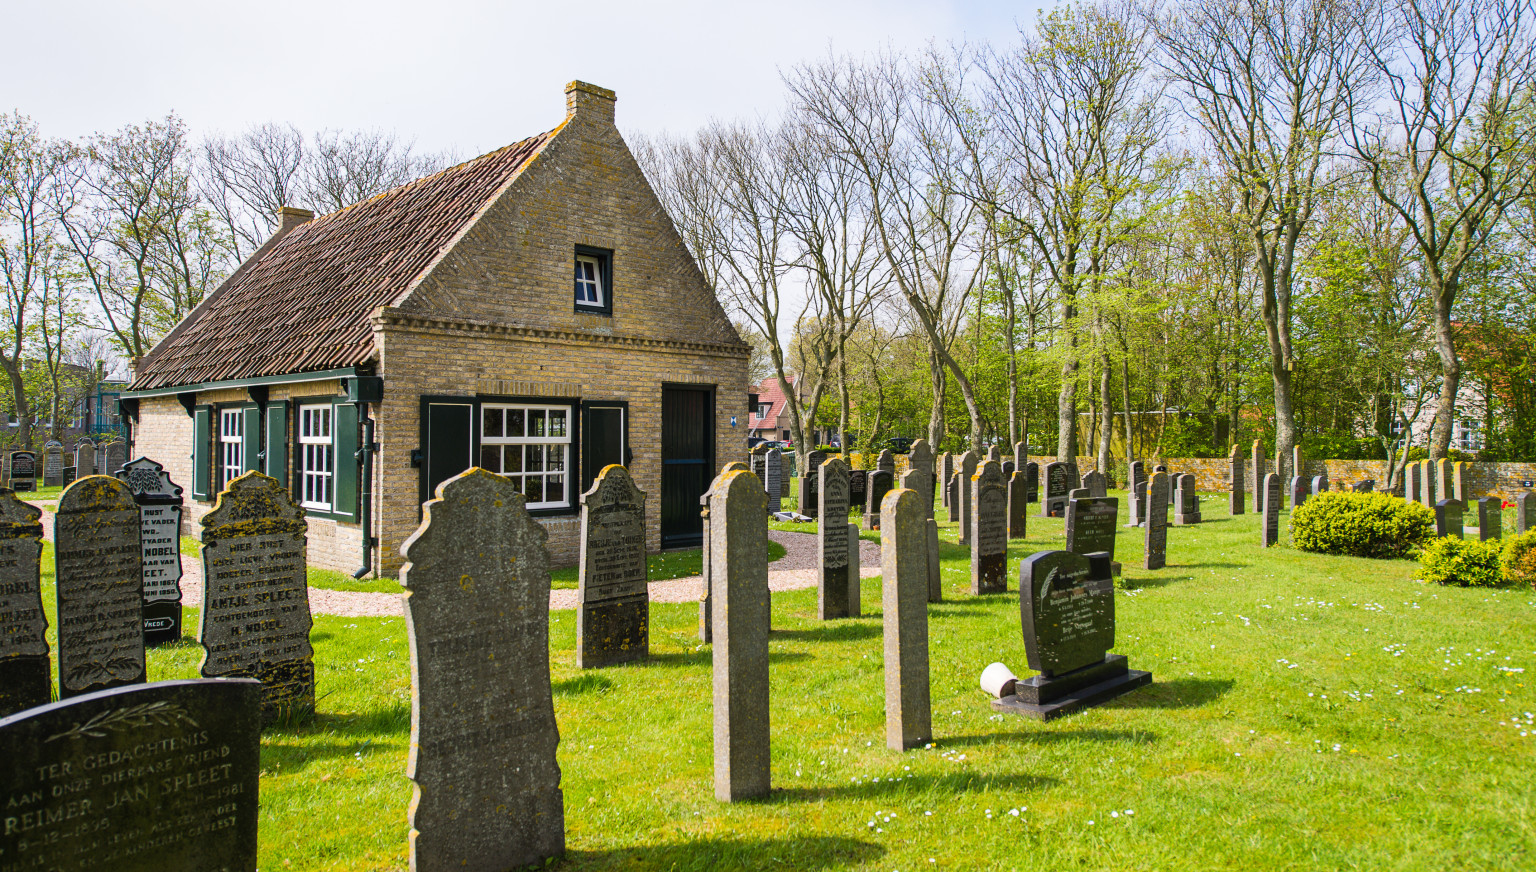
[55, 476, 144, 698]
[1007, 471, 1028, 539]
[846, 522, 861, 618]
[764, 449, 783, 514]
[708, 469, 770, 801]
[1476, 497, 1502, 542]
[1311, 474, 1328, 497]
[1405, 462, 1422, 505]
[61, 465, 77, 487]
[970, 461, 1007, 595]
[940, 453, 955, 512]
[908, 439, 936, 520]
[1453, 462, 1468, 503]
[400, 468, 565, 870]
[866, 469, 894, 531]
[1025, 461, 1040, 503]
[817, 458, 853, 620]
[1003, 460, 1015, 479]
[1290, 476, 1307, 510]
[0, 489, 47, 716]
[1066, 496, 1119, 566]
[1435, 498, 1464, 539]
[956, 450, 979, 545]
[1419, 460, 1437, 507]
[993, 550, 1150, 720]
[1041, 461, 1071, 518]
[8, 450, 36, 492]
[42, 441, 63, 487]
[1436, 459, 1453, 505]
[103, 440, 127, 476]
[946, 474, 960, 524]
[1143, 472, 1169, 570]
[849, 469, 868, 511]
[985, 445, 1001, 463]
[1082, 470, 1108, 499]
[1068, 487, 1090, 503]
[1352, 480, 1375, 493]
[882, 487, 931, 750]
[1518, 492, 1535, 534]
[699, 490, 713, 643]
[1228, 445, 1245, 515]
[73, 439, 96, 477]
[1251, 441, 1267, 514]
[1174, 474, 1201, 525]
[798, 449, 827, 519]
[117, 457, 185, 646]
[926, 518, 942, 603]
[199, 471, 313, 723]
[1013, 442, 1028, 474]
[1292, 445, 1305, 485]
[1262, 473, 1282, 547]
[1127, 460, 1147, 526]
[577, 465, 649, 669]
[876, 448, 896, 476]
[0, 678, 262, 872]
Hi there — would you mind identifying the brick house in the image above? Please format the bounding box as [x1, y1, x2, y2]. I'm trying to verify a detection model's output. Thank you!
[122, 82, 750, 574]
[748, 375, 797, 442]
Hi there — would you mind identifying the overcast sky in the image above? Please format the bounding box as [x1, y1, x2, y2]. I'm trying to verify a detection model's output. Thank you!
[5, 0, 1056, 156]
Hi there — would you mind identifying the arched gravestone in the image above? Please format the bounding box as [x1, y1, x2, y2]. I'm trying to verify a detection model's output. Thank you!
[1007, 471, 1028, 540]
[1311, 474, 1329, 497]
[799, 449, 827, 518]
[1143, 472, 1169, 570]
[577, 465, 649, 669]
[1082, 470, 1108, 499]
[866, 469, 894, 531]
[1025, 461, 1039, 503]
[401, 469, 565, 870]
[117, 457, 185, 646]
[940, 453, 954, 513]
[55, 476, 144, 698]
[1251, 441, 1267, 513]
[199, 472, 314, 724]
[876, 449, 897, 476]
[1041, 461, 1071, 518]
[764, 448, 784, 514]
[817, 458, 853, 620]
[73, 439, 96, 477]
[970, 461, 1007, 595]
[1126, 460, 1147, 526]
[103, 439, 127, 476]
[42, 441, 63, 487]
[955, 450, 979, 545]
[0, 489, 47, 716]
[848, 469, 868, 511]
[907, 439, 936, 521]
[8, 450, 36, 492]
[1228, 445, 1245, 515]
[1289, 476, 1307, 509]
[1261, 474, 1282, 547]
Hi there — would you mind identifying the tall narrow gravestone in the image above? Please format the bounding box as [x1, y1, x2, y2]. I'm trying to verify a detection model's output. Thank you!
[846, 522, 862, 618]
[1262, 474, 1282, 546]
[1476, 497, 1502, 542]
[0, 489, 47, 716]
[1041, 461, 1070, 517]
[908, 439, 936, 520]
[699, 490, 713, 643]
[1007, 470, 1028, 540]
[992, 550, 1150, 721]
[1518, 493, 1535, 534]
[1067, 496, 1119, 569]
[1292, 445, 1305, 487]
[866, 469, 894, 531]
[1290, 476, 1307, 510]
[103, 440, 127, 476]
[1126, 460, 1147, 526]
[1025, 461, 1039, 502]
[1312, 474, 1329, 497]
[55, 476, 144, 698]
[199, 472, 314, 723]
[877, 448, 897, 477]
[848, 469, 867, 512]
[1082, 470, 1108, 499]
[117, 457, 185, 646]
[882, 488, 931, 750]
[902, 469, 941, 603]
[73, 439, 96, 477]
[401, 469, 565, 871]
[1013, 442, 1028, 477]
[8, 450, 36, 492]
[1251, 441, 1267, 514]
[940, 453, 954, 513]
[799, 449, 827, 519]
[1143, 472, 1169, 570]
[1435, 499, 1465, 539]
[955, 451, 979, 544]
[946, 474, 960, 524]
[970, 461, 1008, 595]
[42, 441, 63, 487]
[1229, 445, 1245, 515]
[1419, 460, 1437, 508]
[764, 448, 784, 513]
[1436, 459, 1453, 505]
[1453, 462, 1469, 503]
[709, 469, 771, 801]
[577, 465, 649, 669]
[818, 458, 853, 620]
[1404, 462, 1421, 505]
[1174, 474, 1201, 525]
[0, 678, 262, 872]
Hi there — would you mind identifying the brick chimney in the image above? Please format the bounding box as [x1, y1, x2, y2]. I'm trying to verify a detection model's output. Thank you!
[565, 81, 616, 125]
[278, 206, 314, 235]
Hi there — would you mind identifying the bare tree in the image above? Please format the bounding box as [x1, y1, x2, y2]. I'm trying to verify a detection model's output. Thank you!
[199, 123, 306, 259]
[303, 129, 454, 214]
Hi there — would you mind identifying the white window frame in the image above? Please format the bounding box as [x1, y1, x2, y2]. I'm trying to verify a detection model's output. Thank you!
[574, 254, 605, 308]
[480, 402, 573, 509]
[298, 403, 334, 511]
[218, 408, 243, 489]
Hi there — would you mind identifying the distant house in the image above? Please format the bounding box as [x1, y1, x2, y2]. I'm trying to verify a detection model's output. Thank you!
[748, 375, 797, 441]
[122, 82, 750, 574]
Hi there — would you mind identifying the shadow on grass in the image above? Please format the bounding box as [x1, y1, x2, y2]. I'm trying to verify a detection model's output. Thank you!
[941, 728, 1156, 748]
[644, 649, 812, 669]
[772, 623, 884, 642]
[1119, 575, 1186, 590]
[554, 674, 613, 695]
[928, 603, 995, 616]
[559, 834, 883, 871]
[1109, 677, 1233, 709]
[772, 770, 1058, 803]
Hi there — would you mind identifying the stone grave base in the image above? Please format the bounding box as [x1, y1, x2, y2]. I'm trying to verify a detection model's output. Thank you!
[990, 654, 1151, 722]
[143, 601, 183, 646]
[1174, 512, 1202, 525]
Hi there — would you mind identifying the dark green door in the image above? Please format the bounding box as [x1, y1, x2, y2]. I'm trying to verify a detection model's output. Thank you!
[660, 386, 713, 548]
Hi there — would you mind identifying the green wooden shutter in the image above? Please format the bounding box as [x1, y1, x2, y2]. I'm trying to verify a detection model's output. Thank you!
[265, 402, 288, 482]
[333, 402, 360, 520]
[192, 405, 212, 500]
[241, 405, 261, 474]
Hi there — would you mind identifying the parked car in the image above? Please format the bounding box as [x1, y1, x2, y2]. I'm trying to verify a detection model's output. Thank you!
[885, 436, 914, 454]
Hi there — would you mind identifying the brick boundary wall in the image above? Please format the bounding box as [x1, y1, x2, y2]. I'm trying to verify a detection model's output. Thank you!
[1061, 457, 1536, 502]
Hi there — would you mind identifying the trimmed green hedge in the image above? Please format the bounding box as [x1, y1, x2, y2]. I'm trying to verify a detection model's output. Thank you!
[1419, 536, 1506, 587]
[1289, 492, 1434, 559]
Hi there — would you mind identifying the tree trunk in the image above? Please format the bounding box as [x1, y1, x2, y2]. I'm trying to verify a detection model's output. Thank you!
[927, 345, 946, 448]
[1429, 285, 1459, 460]
[1098, 351, 1113, 473]
[1057, 355, 1078, 462]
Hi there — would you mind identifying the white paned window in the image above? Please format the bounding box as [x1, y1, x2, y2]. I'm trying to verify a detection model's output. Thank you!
[219, 409, 243, 488]
[299, 404, 334, 511]
[480, 403, 571, 509]
[574, 255, 604, 307]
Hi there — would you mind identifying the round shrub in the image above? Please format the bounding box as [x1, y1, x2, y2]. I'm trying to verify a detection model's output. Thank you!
[1418, 536, 1506, 587]
[1502, 530, 1536, 589]
[1289, 492, 1434, 558]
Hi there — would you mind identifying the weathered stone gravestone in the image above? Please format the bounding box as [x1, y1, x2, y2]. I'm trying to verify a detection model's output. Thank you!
[1126, 460, 1147, 526]
[1436, 459, 1453, 505]
[946, 474, 960, 524]
[708, 469, 770, 801]
[8, 450, 36, 492]
[61, 465, 77, 487]
[1143, 472, 1169, 570]
[993, 550, 1150, 721]
[0, 678, 262, 872]
[882, 487, 931, 750]
[1405, 462, 1422, 505]
[199, 471, 313, 723]
[1311, 474, 1329, 497]
[42, 442, 63, 487]
[116, 457, 185, 646]
[1352, 480, 1375, 493]
[970, 461, 1008, 595]
[846, 522, 862, 619]
[1068, 487, 1090, 503]
[908, 439, 936, 520]
[1174, 474, 1201, 525]
[956, 450, 979, 545]
[1067, 496, 1119, 569]
[1229, 445, 1245, 515]
[940, 453, 954, 513]
[1007, 470, 1028, 540]
[1041, 461, 1071, 518]
[1518, 493, 1536, 534]
[1025, 461, 1039, 502]
[1435, 499, 1464, 539]
[764, 448, 783, 514]
[1013, 441, 1028, 474]
[926, 518, 942, 603]
[1289, 476, 1307, 510]
[1453, 462, 1469, 503]
[876, 448, 897, 477]
[400, 468, 565, 869]
[1292, 445, 1305, 484]
[577, 465, 649, 669]
[1476, 497, 1502, 542]
[817, 458, 854, 620]
[1082, 470, 1108, 499]
[865, 469, 894, 531]
[1419, 460, 1437, 508]
[1251, 441, 1267, 514]
[0, 489, 47, 716]
[1262, 474, 1282, 546]
[798, 449, 827, 518]
[699, 490, 713, 643]
[73, 439, 96, 477]
[55, 476, 144, 699]
[103, 440, 127, 476]
[1003, 460, 1015, 479]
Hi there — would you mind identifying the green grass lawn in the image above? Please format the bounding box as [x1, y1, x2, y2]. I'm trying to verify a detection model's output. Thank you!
[32, 490, 1536, 870]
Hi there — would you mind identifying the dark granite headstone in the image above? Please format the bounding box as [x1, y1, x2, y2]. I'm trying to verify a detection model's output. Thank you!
[876, 449, 896, 476]
[1041, 461, 1070, 518]
[940, 453, 954, 512]
[1518, 492, 1535, 534]
[1067, 496, 1119, 564]
[0, 489, 47, 716]
[1435, 499, 1464, 539]
[1174, 474, 1200, 525]
[1228, 445, 1245, 515]
[946, 474, 960, 524]
[956, 450, 979, 544]
[1143, 472, 1169, 570]
[1082, 470, 1108, 498]
[709, 469, 770, 801]
[908, 439, 936, 520]
[199, 472, 313, 723]
[798, 450, 827, 518]
[1003, 460, 1015, 479]
[0, 679, 262, 872]
[1007, 470, 1028, 540]
[1352, 480, 1375, 493]
[1126, 460, 1147, 526]
[42, 441, 63, 487]
[55, 476, 144, 699]
[817, 458, 853, 620]
[866, 469, 894, 531]
[764, 449, 783, 514]
[61, 465, 77, 487]
[1025, 461, 1039, 502]
[1251, 441, 1267, 514]
[1311, 474, 1328, 497]
[970, 461, 1007, 595]
[117, 457, 185, 646]
[849, 469, 868, 511]
[882, 487, 931, 750]
[1476, 497, 1502, 542]
[9, 450, 36, 492]
[400, 469, 564, 870]
[1262, 473, 1281, 546]
[577, 465, 649, 668]
[1289, 476, 1307, 509]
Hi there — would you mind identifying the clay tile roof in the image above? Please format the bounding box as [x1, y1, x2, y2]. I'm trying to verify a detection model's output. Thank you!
[129, 130, 557, 391]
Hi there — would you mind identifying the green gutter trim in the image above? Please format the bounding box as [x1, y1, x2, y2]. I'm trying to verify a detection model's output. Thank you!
[121, 367, 360, 399]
